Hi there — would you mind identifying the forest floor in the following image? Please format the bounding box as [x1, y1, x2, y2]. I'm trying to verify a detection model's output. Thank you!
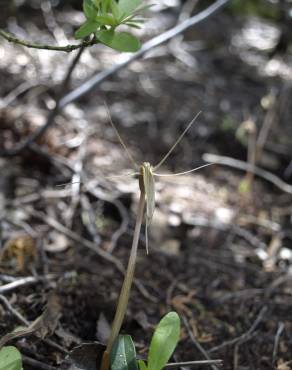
[0, 2, 292, 370]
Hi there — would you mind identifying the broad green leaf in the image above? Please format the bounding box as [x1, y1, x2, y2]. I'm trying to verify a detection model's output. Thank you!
[101, 0, 111, 13]
[118, 0, 142, 17]
[83, 0, 96, 19]
[95, 14, 116, 26]
[110, 335, 138, 370]
[110, 0, 121, 20]
[96, 30, 141, 52]
[75, 20, 99, 39]
[0, 346, 23, 370]
[147, 312, 180, 370]
[138, 360, 147, 370]
[93, 0, 100, 8]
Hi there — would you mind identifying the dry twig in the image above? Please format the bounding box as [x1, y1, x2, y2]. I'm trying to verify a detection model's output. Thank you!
[203, 153, 292, 194]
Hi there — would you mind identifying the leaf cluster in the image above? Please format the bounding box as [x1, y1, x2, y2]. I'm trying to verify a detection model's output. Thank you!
[76, 0, 151, 52]
[111, 312, 180, 370]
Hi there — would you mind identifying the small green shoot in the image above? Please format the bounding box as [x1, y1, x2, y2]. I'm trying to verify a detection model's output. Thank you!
[110, 312, 180, 370]
[0, 346, 23, 370]
[111, 335, 138, 370]
[75, 0, 151, 52]
[144, 312, 180, 370]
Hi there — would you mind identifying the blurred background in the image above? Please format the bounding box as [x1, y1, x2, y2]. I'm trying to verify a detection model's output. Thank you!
[0, 1, 292, 369]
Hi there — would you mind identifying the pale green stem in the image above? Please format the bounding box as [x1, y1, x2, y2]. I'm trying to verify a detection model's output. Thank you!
[100, 187, 145, 370]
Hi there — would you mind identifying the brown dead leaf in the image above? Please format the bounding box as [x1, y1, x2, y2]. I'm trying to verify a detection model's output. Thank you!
[0, 234, 37, 272]
[0, 292, 61, 348]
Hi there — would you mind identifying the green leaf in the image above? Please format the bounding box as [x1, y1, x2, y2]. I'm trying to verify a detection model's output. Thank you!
[101, 0, 111, 13]
[95, 14, 116, 26]
[75, 19, 99, 39]
[132, 4, 154, 15]
[83, 0, 96, 19]
[138, 360, 147, 370]
[125, 23, 142, 29]
[110, 335, 138, 370]
[118, 0, 142, 17]
[0, 346, 23, 370]
[147, 312, 180, 370]
[110, 0, 121, 20]
[96, 30, 141, 52]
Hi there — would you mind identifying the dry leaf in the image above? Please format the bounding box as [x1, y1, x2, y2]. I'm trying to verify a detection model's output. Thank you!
[0, 292, 61, 348]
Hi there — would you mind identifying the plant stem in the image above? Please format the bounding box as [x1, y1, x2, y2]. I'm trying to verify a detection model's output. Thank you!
[100, 185, 145, 370]
[0, 29, 97, 52]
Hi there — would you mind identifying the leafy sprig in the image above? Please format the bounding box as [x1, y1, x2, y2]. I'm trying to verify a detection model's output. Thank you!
[110, 312, 181, 370]
[75, 0, 151, 52]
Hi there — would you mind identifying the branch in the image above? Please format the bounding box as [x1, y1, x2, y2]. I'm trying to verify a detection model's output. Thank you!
[60, 0, 231, 107]
[203, 153, 292, 194]
[0, 29, 97, 52]
[0, 0, 230, 157]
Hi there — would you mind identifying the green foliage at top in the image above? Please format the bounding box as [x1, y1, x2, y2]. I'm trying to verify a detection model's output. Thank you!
[0, 346, 23, 370]
[75, 0, 151, 52]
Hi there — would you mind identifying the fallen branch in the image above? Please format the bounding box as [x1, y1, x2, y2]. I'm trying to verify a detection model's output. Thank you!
[203, 153, 292, 194]
[182, 315, 220, 370]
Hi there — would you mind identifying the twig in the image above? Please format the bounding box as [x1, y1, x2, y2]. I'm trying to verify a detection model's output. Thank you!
[209, 306, 268, 353]
[80, 194, 102, 246]
[22, 355, 57, 370]
[0, 45, 85, 157]
[0, 293, 67, 354]
[182, 315, 219, 370]
[183, 214, 267, 250]
[0, 275, 54, 294]
[266, 274, 292, 295]
[27, 209, 156, 302]
[65, 135, 87, 228]
[256, 90, 278, 162]
[0, 29, 96, 52]
[0, 81, 36, 109]
[177, 0, 200, 23]
[41, 0, 68, 45]
[203, 153, 292, 194]
[109, 199, 129, 253]
[272, 322, 285, 366]
[0, 294, 29, 325]
[165, 360, 223, 368]
[59, 0, 231, 108]
[28, 209, 124, 269]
